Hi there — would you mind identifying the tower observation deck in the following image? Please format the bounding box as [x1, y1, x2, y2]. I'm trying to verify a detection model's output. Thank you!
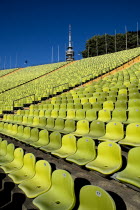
[66, 25, 74, 61]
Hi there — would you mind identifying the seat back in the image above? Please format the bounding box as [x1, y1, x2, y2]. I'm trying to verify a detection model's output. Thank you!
[54, 118, 64, 130]
[78, 185, 116, 210]
[105, 122, 124, 139]
[39, 117, 47, 127]
[0, 140, 8, 156]
[34, 160, 52, 187]
[38, 129, 49, 145]
[46, 117, 55, 129]
[75, 120, 89, 135]
[66, 109, 75, 119]
[98, 109, 111, 122]
[63, 119, 75, 133]
[89, 120, 105, 137]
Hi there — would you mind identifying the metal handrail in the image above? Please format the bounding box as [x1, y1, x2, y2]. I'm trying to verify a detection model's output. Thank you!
[13, 94, 35, 108]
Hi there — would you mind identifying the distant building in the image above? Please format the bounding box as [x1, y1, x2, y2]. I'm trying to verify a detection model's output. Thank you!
[66, 25, 74, 61]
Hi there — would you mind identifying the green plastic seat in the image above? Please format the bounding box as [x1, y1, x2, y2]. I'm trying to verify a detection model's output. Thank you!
[32, 116, 40, 127]
[119, 123, 140, 146]
[99, 122, 124, 142]
[41, 131, 61, 152]
[81, 97, 89, 104]
[66, 137, 96, 165]
[74, 109, 86, 121]
[86, 142, 122, 175]
[60, 119, 75, 134]
[74, 103, 82, 110]
[1, 148, 24, 173]
[0, 123, 8, 134]
[25, 128, 39, 144]
[0, 122, 4, 131]
[72, 120, 89, 136]
[45, 109, 52, 118]
[103, 101, 114, 111]
[78, 185, 116, 210]
[92, 102, 102, 111]
[115, 100, 127, 110]
[30, 129, 49, 148]
[51, 118, 64, 131]
[46, 117, 55, 129]
[8, 153, 36, 184]
[85, 109, 97, 121]
[38, 117, 47, 128]
[33, 110, 39, 117]
[51, 134, 76, 158]
[124, 109, 140, 124]
[129, 92, 140, 100]
[67, 103, 74, 110]
[107, 96, 116, 103]
[33, 169, 75, 210]
[117, 94, 127, 101]
[83, 102, 92, 110]
[127, 99, 140, 110]
[0, 143, 15, 165]
[87, 120, 105, 139]
[98, 109, 111, 122]
[17, 126, 31, 142]
[0, 140, 8, 156]
[19, 160, 52, 198]
[26, 116, 34, 126]
[116, 147, 140, 188]
[110, 109, 126, 122]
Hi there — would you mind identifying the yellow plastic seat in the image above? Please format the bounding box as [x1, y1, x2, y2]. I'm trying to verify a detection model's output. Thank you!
[98, 122, 124, 142]
[41, 131, 61, 152]
[119, 123, 140, 146]
[45, 109, 52, 118]
[66, 137, 96, 165]
[86, 142, 122, 175]
[66, 109, 76, 119]
[87, 120, 105, 139]
[72, 120, 89, 136]
[19, 160, 52, 198]
[30, 129, 49, 148]
[116, 147, 140, 188]
[8, 153, 36, 184]
[0, 148, 24, 173]
[51, 134, 76, 158]
[78, 185, 116, 210]
[103, 101, 114, 111]
[115, 100, 127, 110]
[32, 116, 40, 127]
[98, 109, 111, 122]
[33, 169, 75, 210]
[51, 109, 59, 118]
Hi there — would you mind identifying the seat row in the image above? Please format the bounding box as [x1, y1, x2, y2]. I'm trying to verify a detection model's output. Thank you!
[14, 106, 140, 123]
[28, 99, 140, 111]
[0, 118, 140, 146]
[0, 139, 117, 210]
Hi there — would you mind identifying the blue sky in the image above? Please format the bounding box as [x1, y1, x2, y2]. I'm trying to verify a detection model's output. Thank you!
[0, 0, 140, 69]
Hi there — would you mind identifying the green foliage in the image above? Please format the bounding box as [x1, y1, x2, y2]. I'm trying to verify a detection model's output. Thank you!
[82, 31, 140, 58]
